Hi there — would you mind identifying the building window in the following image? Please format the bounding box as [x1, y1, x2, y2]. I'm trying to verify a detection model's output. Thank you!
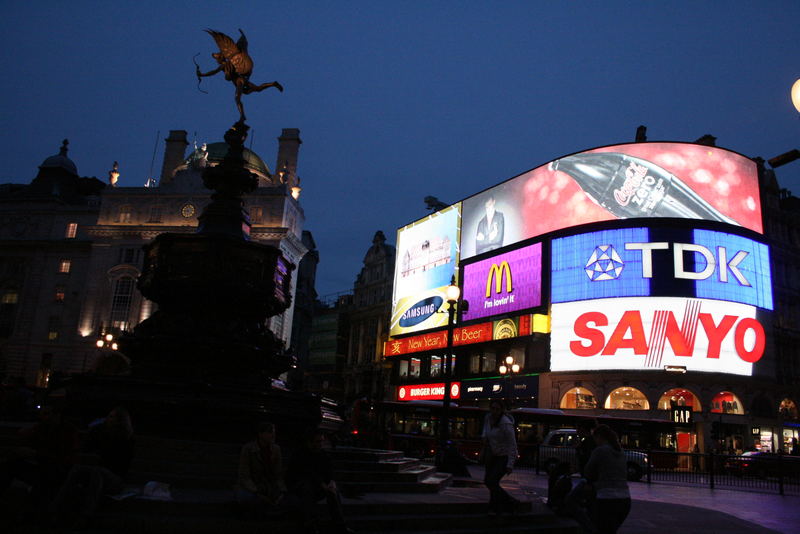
[54, 288, 66, 303]
[430, 355, 442, 377]
[118, 205, 133, 223]
[398, 360, 409, 378]
[0, 290, 19, 337]
[560, 387, 598, 410]
[119, 248, 137, 264]
[47, 315, 60, 341]
[110, 276, 135, 331]
[658, 388, 701, 412]
[409, 357, 421, 378]
[65, 223, 78, 238]
[710, 391, 744, 414]
[148, 205, 162, 223]
[250, 206, 263, 224]
[480, 351, 497, 373]
[604, 387, 650, 410]
[36, 354, 53, 388]
[58, 259, 71, 273]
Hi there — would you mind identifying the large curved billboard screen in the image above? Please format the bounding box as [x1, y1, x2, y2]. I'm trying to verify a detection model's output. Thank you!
[461, 143, 761, 260]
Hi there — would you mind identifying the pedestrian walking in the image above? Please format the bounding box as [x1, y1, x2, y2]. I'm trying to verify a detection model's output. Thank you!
[584, 425, 631, 534]
[480, 400, 518, 516]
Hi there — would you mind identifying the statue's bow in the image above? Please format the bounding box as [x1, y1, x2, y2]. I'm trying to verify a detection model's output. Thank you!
[192, 53, 208, 94]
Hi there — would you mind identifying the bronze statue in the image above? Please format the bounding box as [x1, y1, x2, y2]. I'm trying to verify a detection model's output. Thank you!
[196, 29, 283, 121]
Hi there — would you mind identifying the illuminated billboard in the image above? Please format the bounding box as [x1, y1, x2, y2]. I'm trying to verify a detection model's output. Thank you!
[461, 143, 761, 260]
[550, 297, 765, 376]
[461, 242, 542, 321]
[391, 204, 461, 337]
[551, 228, 772, 310]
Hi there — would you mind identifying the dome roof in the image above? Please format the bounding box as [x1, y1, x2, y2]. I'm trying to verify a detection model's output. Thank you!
[185, 142, 271, 177]
[39, 139, 78, 176]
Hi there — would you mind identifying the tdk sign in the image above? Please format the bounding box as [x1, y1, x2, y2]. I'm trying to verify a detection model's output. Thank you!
[552, 227, 772, 310]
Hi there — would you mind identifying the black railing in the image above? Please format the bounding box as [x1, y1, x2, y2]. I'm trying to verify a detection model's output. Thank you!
[531, 447, 800, 496]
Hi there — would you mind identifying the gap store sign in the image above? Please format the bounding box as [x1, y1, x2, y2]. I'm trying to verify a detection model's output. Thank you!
[461, 243, 542, 321]
[551, 227, 772, 310]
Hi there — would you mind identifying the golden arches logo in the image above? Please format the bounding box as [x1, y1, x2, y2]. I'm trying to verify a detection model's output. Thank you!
[485, 261, 512, 297]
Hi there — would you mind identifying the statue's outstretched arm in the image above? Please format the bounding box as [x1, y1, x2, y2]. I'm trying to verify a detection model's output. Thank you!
[197, 65, 223, 78]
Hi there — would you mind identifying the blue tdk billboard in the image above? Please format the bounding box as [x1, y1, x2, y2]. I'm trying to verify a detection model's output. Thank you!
[551, 227, 773, 310]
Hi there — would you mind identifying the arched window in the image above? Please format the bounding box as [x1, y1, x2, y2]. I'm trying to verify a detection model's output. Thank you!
[710, 391, 744, 414]
[560, 387, 598, 409]
[604, 387, 650, 410]
[658, 388, 701, 412]
[779, 398, 799, 420]
[110, 276, 135, 331]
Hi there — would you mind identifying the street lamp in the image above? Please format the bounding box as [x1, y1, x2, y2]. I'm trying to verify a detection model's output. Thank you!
[438, 276, 462, 468]
[499, 354, 520, 406]
[792, 78, 800, 114]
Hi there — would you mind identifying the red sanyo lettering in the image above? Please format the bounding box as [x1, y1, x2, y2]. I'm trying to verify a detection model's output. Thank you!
[571, 311, 765, 363]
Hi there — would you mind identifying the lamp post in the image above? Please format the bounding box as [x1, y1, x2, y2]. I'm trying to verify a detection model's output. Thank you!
[438, 276, 461, 468]
[498, 355, 521, 407]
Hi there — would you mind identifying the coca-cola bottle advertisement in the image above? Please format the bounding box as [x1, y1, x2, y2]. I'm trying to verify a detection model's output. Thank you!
[460, 143, 761, 260]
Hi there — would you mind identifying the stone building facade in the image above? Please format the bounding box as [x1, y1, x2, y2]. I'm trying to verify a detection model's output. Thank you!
[343, 231, 396, 401]
[0, 128, 310, 385]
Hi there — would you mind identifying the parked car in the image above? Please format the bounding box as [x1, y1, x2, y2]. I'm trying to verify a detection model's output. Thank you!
[538, 428, 648, 481]
[724, 451, 800, 478]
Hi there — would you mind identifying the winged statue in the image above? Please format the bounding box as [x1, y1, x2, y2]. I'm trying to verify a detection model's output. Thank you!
[196, 29, 283, 121]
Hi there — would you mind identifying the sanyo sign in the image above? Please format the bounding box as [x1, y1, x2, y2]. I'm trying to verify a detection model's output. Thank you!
[551, 228, 772, 310]
[550, 297, 765, 376]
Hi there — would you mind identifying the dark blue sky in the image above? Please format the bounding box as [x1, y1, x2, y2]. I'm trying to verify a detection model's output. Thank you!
[2, 2, 798, 296]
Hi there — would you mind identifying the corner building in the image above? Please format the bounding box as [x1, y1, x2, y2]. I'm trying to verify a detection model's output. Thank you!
[386, 139, 800, 455]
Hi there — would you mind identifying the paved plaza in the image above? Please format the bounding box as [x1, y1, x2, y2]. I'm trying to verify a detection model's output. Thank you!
[466, 466, 800, 534]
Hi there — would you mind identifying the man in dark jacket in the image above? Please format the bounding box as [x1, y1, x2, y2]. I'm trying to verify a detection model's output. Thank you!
[286, 429, 351, 533]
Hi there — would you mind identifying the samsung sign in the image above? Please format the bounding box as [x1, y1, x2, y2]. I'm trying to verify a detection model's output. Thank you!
[550, 297, 765, 376]
[551, 228, 772, 310]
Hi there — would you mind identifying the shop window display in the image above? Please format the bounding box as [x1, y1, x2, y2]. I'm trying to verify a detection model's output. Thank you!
[657, 388, 701, 411]
[604, 387, 650, 410]
[560, 387, 598, 409]
[779, 398, 798, 419]
[710, 391, 744, 414]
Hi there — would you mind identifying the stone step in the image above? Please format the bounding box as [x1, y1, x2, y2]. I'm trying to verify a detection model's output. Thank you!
[91, 512, 578, 534]
[87, 499, 577, 534]
[328, 447, 405, 462]
[130, 457, 237, 477]
[339, 472, 453, 493]
[128, 471, 235, 490]
[335, 465, 438, 483]
[333, 457, 422, 472]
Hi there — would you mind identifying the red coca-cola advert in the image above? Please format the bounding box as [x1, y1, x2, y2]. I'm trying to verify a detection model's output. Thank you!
[461, 142, 761, 260]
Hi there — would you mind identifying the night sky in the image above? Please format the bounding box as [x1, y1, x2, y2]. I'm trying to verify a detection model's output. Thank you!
[1, 2, 798, 297]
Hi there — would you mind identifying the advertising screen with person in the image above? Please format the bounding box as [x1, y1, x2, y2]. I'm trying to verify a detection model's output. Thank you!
[461, 143, 761, 260]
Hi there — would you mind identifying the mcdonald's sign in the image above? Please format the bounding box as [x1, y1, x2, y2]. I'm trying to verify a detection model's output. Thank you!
[462, 242, 542, 321]
[486, 261, 513, 297]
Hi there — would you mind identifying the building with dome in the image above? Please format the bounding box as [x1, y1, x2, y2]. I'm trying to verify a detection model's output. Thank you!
[0, 128, 310, 386]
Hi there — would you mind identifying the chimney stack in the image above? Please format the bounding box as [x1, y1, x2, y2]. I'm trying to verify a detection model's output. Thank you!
[694, 134, 717, 147]
[275, 128, 302, 187]
[160, 130, 189, 184]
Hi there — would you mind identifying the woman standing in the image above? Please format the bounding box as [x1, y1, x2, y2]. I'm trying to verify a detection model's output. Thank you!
[481, 400, 518, 515]
[584, 425, 631, 534]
